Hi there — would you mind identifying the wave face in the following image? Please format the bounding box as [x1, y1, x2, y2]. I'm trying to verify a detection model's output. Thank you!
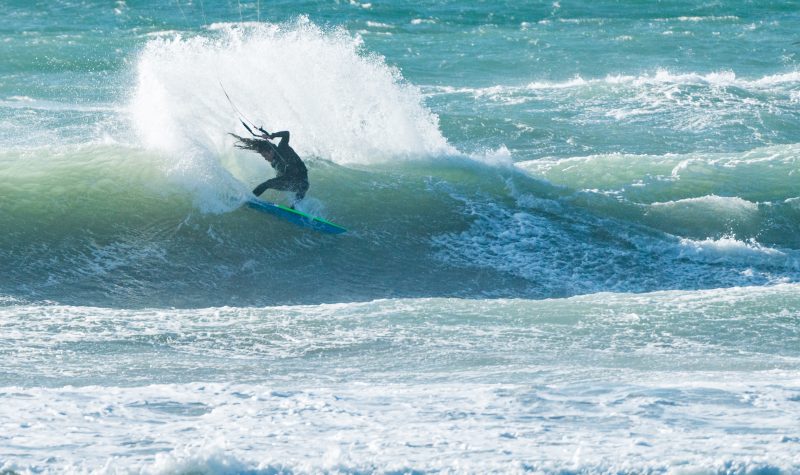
[2, 140, 798, 307]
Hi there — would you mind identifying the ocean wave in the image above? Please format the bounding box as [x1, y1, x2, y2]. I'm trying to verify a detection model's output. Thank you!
[422, 68, 800, 136]
[2, 284, 799, 363]
[0, 97, 116, 113]
[653, 15, 740, 22]
[425, 70, 800, 98]
[515, 145, 800, 247]
[516, 144, 800, 204]
[677, 236, 796, 267]
[432, 193, 796, 297]
[365, 20, 394, 29]
[422, 69, 800, 140]
[1, 143, 797, 306]
[649, 195, 759, 213]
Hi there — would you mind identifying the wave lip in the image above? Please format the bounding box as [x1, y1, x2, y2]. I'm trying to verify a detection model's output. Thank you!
[130, 17, 454, 165]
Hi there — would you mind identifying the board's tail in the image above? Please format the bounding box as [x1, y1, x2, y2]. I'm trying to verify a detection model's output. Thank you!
[246, 198, 347, 234]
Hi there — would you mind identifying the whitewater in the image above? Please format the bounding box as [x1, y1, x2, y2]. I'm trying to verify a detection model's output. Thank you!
[1, 1, 799, 473]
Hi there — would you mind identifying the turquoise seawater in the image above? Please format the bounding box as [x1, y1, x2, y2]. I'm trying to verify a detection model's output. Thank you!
[1, 1, 799, 473]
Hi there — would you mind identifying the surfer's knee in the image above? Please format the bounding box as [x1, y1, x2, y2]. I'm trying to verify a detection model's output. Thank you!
[253, 179, 274, 196]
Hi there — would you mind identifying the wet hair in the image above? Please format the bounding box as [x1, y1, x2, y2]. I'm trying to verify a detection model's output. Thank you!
[235, 136, 277, 157]
[254, 138, 276, 155]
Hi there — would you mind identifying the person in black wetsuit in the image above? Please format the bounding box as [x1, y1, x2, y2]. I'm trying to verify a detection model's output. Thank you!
[230, 130, 309, 206]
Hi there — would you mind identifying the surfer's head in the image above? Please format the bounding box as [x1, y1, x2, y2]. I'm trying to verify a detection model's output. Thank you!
[261, 141, 276, 161]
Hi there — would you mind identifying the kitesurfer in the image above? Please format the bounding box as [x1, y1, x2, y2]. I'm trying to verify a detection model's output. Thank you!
[231, 130, 309, 206]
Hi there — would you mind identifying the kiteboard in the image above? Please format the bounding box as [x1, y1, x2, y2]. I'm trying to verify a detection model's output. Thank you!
[246, 198, 347, 235]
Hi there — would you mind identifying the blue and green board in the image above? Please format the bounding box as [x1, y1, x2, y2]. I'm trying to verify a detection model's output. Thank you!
[246, 198, 347, 234]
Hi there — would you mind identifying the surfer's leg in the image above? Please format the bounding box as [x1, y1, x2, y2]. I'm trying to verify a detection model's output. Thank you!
[253, 177, 284, 196]
[288, 179, 309, 208]
[253, 178, 276, 196]
[294, 180, 309, 201]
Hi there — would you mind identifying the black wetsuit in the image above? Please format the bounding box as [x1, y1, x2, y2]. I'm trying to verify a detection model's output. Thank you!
[252, 131, 309, 202]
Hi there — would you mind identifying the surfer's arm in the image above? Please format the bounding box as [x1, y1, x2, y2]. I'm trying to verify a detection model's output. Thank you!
[269, 130, 290, 146]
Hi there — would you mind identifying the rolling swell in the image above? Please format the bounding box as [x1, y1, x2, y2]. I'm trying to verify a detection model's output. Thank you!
[2, 141, 798, 308]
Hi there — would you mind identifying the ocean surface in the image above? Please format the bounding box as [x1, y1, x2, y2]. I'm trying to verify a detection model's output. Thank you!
[1, 1, 800, 473]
